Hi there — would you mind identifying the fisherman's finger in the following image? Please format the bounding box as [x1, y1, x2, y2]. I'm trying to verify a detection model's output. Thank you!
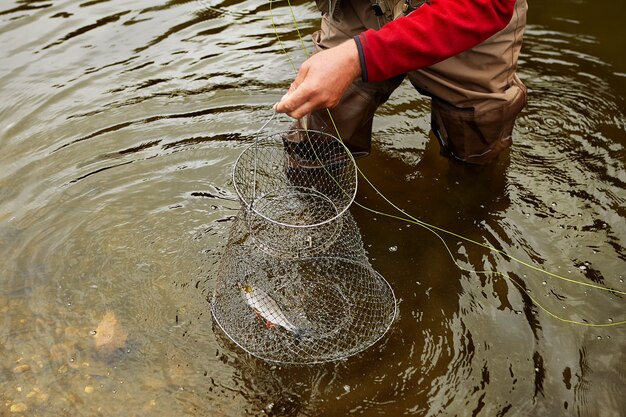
[275, 95, 305, 115]
[285, 99, 317, 119]
[288, 96, 318, 118]
[276, 82, 315, 115]
[274, 93, 294, 113]
[275, 94, 297, 114]
[274, 65, 307, 112]
[273, 91, 290, 112]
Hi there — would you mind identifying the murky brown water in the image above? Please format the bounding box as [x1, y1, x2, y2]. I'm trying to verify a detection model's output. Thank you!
[1, 0, 624, 416]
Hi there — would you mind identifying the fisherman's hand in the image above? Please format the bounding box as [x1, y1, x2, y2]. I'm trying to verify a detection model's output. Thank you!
[274, 40, 361, 119]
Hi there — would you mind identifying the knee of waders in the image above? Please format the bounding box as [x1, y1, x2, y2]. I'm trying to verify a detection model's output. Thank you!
[431, 84, 527, 165]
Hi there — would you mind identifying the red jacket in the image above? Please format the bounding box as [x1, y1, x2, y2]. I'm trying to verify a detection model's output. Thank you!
[355, 0, 517, 82]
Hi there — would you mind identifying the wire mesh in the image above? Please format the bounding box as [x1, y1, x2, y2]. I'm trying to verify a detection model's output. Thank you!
[232, 129, 357, 258]
[211, 212, 396, 364]
[212, 125, 396, 364]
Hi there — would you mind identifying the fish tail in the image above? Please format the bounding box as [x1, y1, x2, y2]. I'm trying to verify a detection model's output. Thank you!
[293, 327, 312, 345]
[294, 329, 303, 345]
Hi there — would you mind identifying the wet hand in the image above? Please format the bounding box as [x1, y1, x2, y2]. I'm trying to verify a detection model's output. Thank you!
[274, 40, 361, 119]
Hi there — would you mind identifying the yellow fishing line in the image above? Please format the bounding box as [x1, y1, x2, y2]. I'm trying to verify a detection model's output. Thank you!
[267, 1, 625, 327]
[269, 0, 298, 74]
[286, 0, 310, 57]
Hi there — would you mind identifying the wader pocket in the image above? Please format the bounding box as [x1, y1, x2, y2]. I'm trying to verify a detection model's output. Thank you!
[431, 83, 527, 164]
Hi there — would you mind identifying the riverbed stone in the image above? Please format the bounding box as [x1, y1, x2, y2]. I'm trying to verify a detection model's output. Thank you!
[10, 402, 28, 413]
[13, 364, 31, 374]
[94, 311, 127, 354]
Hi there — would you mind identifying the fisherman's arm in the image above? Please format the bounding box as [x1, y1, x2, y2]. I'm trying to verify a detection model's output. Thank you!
[275, 0, 517, 119]
[357, 0, 517, 82]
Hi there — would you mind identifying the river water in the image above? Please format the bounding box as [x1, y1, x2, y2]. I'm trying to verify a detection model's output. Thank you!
[1, 0, 624, 416]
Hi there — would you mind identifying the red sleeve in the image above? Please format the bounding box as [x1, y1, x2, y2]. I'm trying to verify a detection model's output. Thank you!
[356, 0, 517, 82]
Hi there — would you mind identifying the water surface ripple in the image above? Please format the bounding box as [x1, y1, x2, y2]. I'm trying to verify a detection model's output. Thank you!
[1, 1, 625, 416]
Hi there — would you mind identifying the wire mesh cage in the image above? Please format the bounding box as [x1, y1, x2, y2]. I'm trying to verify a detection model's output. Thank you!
[232, 129, 358, 258]
[211, 212, 397, 364]
[212, 123, 396, 363]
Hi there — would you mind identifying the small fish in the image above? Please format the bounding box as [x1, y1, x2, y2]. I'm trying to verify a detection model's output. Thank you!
[240, 284, 299, 333]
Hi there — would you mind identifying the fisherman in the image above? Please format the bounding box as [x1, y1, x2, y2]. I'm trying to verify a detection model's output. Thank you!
[274, 0, 528, 165]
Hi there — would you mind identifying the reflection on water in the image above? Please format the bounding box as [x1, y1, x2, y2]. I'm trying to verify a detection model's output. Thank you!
[1, 0, 624, 416]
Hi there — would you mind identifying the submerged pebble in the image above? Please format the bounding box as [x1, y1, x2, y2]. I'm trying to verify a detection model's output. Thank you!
[13, 364, 31, 374]
[94, 311, 127, 354]
[10, 403, 27, 413]
[26, 387, 49, 402]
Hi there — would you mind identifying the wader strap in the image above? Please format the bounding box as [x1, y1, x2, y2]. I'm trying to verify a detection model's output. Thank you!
[367, 0, 425, 25]
[315, 0, 343, 20]
[328, 0, 341, 19]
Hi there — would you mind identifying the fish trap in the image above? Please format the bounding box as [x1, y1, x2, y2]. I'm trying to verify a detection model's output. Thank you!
[232, 129, 358, 259]
[211, 213, 397, 364]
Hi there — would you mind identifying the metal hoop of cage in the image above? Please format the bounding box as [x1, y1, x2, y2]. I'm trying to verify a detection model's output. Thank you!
[212, 120, 396, 364]
[211, 212, 397, 364]
[232, 129, 358, 258]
